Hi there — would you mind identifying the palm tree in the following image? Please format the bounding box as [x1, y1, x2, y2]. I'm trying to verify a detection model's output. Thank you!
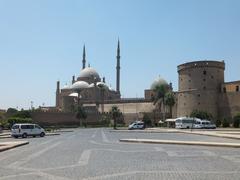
[152, 84, 168, 122]
[109, 106, 121, 129]
[164, 92, 175, 118]
[97, 83, 108, 113]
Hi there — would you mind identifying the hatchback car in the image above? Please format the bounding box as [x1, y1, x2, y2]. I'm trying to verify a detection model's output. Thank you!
[11, 123, 45, 138]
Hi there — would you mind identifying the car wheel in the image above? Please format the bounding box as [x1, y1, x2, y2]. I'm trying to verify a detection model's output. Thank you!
[40, 132, 45, 137]
[14, 135, 18, 138]
[22, 133, 27, 138]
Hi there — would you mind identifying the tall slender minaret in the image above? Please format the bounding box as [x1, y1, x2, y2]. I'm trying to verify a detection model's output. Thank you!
[82, 45, 86, 69]
[116, 39, 120, 93]
[56, 81, 60, 107]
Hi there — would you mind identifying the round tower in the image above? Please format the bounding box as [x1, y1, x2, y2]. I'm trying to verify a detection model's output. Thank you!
[177, 60, 225, 119]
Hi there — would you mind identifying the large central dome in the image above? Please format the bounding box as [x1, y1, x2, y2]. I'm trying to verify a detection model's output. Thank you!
[79, 67, 100, 79]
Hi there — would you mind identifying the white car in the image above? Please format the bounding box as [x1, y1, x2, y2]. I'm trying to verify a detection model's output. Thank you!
[11, 123, 45, 138]
[128, 121, 145, 130]
[201, 120, 216, 129]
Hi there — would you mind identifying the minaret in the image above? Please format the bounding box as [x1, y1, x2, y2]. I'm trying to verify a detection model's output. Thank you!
[116, 39, 120, 93]
[56, 81, 60, 107]
[82, 45, 86, 69]
[72, 75, 75, 84]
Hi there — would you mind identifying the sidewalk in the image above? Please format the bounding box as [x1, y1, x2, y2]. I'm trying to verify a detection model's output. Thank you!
[112, 128, 240, 140]
[0, 141, 29, 152]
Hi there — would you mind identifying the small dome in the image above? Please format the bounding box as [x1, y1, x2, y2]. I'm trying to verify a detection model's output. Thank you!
[69, 92, 79, 97]
[62, 84, 71, 90]
[89, 83, 95, 88]
[71, 81, 89, 91]
[97, 82, 109, 90]
[79, 67, 100, 79]
[150, 76, 168, 90]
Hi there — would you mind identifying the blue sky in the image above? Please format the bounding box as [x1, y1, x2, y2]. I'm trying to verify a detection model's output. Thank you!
[0, 0, 239, 110]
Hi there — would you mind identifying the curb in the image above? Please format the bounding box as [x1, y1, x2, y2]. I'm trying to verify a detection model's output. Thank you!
[46, 133, 60, 136]
[0, 141, 29, 152]
[109, 130, 180, 133]
[0, 133, 60, 139]
[119, 139, 240, 148]
[181, 131, 240, 140]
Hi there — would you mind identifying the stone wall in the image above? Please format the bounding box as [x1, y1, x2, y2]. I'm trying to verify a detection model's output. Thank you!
[31, 111, 101, 127]
[218, 92, 240, 120]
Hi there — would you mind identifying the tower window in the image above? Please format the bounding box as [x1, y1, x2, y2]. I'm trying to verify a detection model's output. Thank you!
[203, 86, 206, 90]
[203, 70, 207, 75]
[198, 94, 200, 97]
[203, 79, 206, 82]
[198, 102, 200, 105]
[211, 76, 214, 79]
[236, 86, 239, 92]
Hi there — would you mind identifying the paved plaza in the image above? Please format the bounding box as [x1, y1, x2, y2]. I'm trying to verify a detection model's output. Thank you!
[0, 128, 240, 180]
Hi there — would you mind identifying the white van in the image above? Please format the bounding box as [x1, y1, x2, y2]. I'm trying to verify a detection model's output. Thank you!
[11, 123, 45, 138]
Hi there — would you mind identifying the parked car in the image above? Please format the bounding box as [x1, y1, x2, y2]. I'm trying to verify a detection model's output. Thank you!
[128, 121, 145, 130]
[11, 123, 45, 138]
[201, 120, 216, 129]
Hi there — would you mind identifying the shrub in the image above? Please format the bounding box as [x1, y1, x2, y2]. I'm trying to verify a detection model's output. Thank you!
[216, 119, 222, 127]
[233, 114, 240, 128]
[7, 117, 33, 127]
[222, 118, 230, 128]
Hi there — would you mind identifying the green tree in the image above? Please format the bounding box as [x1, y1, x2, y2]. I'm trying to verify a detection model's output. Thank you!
[97, 83, 108, 113]
[6, 108, 18, 117]
[164, 92, 175, 118]
[233, 113, 240, 128]
[152, 84, 168, 121]
[216, 119, 222, 127]
[13, 110, 31, 118]
[109, 106, 121, 129]
[222, 118, 230, 128]
[142, 113, 152, 127]
[190, 110, 213, 120]
[75, 106, 87, 127]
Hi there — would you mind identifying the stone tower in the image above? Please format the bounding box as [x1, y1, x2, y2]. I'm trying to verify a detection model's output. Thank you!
[82, 45, 86, 69]
[177, 60, 225, 119]
[116, 39, 120, 94]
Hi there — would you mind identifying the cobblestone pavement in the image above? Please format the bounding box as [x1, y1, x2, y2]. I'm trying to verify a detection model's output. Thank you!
[0, 128, 240, 180]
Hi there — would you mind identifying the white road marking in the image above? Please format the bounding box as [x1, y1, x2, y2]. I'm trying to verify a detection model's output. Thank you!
[101, 129, 109, 143]
[91, 130, 97, 138]
[78, 149, 92, 166]
[8, 141, 62, 168]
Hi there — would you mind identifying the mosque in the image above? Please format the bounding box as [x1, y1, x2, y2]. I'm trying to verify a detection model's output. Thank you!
[55, 41, 121, 112]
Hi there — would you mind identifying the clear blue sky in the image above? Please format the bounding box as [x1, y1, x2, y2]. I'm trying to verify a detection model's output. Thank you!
[0, 0, 239, 110]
